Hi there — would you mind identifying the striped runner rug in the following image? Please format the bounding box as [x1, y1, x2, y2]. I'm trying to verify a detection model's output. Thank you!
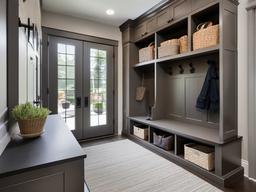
[84, 139, 222, 192]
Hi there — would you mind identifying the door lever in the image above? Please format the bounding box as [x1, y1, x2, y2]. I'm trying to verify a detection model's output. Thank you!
[84, 97, 89, 108]
[76, 97, 81, 108]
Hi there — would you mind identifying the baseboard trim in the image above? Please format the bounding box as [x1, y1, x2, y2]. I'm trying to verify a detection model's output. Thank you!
[242, 159, 256, 182]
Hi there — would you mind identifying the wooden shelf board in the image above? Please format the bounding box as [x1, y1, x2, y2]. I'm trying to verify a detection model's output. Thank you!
[129, 116, 221, 145]
[156, 45, 220, 63]
[133, 60, 155, 68]
[133, 45, 219, 68]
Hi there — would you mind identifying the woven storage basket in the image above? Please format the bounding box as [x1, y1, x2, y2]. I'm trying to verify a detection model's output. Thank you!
[179, 35, 188, 53]
[153, 132, 174, 151]
[139, 43, 154, 63]
[158, 44, 179, 58]
[193, 23, 219, 50]
[160, 39, 179, 47]
[184, 143, 215, 171]
[133, 124, 148, 140]
[18, 118, 46, 135]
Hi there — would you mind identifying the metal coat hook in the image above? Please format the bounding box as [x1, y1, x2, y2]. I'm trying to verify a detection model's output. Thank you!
[178, 65, 184, 74]
[189, 63, 195, 73]
[167, 66, 173, 75]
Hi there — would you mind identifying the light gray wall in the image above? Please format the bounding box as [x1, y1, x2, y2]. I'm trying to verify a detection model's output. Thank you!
[42, 11, 123, 134]
[0, 0, 10, 156]
[238, 0, 248, 161]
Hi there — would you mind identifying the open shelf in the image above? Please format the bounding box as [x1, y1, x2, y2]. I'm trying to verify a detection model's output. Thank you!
[133, 60, 155, 68]
[156, 45, 219, 63]
[133, 45, 219, 67]
[129, 116, 223, 145]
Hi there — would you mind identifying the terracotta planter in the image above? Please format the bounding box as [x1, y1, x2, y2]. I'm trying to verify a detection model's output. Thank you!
[18, 118, 46, 135]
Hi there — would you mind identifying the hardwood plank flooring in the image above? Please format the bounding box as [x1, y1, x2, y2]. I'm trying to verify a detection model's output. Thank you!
[81, 136, 256, 192]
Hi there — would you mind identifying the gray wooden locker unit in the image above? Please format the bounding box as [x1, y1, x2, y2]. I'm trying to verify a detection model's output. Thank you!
[120, 0, 242, 188]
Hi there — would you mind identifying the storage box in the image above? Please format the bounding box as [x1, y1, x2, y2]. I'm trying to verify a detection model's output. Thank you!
[133, 124, 149, 140]
[158, 44, 179, 58]
[153, 132, 174, 151]
[179, 35, 188, 53]
[184, 143, 215, 171]
[139, 44, 154, 63]
[193, 24, 219, 50]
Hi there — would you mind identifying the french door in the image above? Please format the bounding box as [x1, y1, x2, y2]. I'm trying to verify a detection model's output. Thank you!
[48, 36, 114, 140]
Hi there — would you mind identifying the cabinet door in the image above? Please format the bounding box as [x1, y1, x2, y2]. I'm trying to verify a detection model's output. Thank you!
[191, 0, 215, 12]
[146, 17, 157, 34]
[172, 0, 191, 20]
[134, 22, 146, 41]
[156, 7, 171, 28]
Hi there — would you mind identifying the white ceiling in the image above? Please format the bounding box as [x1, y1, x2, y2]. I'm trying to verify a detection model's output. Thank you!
[42, 0, 163, 26]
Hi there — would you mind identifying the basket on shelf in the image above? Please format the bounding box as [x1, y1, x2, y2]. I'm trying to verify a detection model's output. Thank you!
[193, 21, 219, 50]
[153, 132, 174, 151]
[133, 124, 149, 140]
[158, 38, 179, 58]
[184, 143, 215, 171]
[179, 35, 188, 53]
[139, 43, 155, 63]
[18, 118, 46, 135]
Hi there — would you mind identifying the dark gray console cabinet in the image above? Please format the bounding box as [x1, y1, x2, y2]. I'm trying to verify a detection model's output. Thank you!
[120, 0, 242, 187]
[0, 115, 86, 192]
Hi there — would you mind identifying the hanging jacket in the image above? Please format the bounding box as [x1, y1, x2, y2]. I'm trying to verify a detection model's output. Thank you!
[196, 60, 219, 112]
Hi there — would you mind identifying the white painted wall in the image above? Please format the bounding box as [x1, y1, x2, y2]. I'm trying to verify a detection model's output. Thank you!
[238, 0, 248, 161]
[42, 11, 123, 134]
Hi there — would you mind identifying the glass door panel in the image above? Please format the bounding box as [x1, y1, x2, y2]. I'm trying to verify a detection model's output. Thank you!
[48, 36, 83, 139]
[89, 48, 107, 127]
[57, 43, 76, 131]
[83, 42, 114, 139]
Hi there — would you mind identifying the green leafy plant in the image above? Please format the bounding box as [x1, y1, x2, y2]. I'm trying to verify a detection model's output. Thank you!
[93, 102, 103, 109]
[12, 103, 50, 120]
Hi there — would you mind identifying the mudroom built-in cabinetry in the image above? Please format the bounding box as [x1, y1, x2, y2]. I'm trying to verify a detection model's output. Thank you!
[120, 0, 242, 187]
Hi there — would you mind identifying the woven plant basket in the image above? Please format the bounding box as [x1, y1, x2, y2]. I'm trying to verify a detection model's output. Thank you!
[193, 22, 219, 50]
[18, 118, 46, 135]
[179, 35, 188, 53]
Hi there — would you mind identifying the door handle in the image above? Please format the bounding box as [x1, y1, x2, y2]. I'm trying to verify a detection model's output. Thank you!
[76, 97, 81, 108]
[84, 97, 89, 108]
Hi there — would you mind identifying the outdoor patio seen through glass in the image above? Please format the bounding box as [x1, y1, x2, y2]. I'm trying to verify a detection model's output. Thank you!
[57, 43, 75, 130]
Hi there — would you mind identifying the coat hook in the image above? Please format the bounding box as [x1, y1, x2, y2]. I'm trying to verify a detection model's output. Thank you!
[189, 63, 195, 73]
[178, 65, 184, 74]
[168, 66, 173, 75]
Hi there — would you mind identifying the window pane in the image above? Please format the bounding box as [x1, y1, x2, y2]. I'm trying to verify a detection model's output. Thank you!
[67, 80, 75, 90]
[98, 50, 107, 58]
[67, 55, 75, 65]
[67, 45, 75, 54]
[67, 66, 75, 79]
[58, 66, 66, 78]
[58, 44, 66, 54]
[58, 54, 66, 65]
[90, 49, 98, 57]
[58, 79, 66, 90]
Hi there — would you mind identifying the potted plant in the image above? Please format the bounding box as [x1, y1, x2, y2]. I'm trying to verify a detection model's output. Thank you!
[12, 103, 50, 136]
[93, 102, 104, 114]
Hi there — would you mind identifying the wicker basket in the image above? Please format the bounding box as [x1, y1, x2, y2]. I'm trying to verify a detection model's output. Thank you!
[184, 143, 215, 171]
[133, 124, 149, 140]
[193, 23, 219, 50]
[139, 43, 155, 63]
[179, 35, 188, 53]
[160, 39, 179, 47]
[158, 44, 179, 58]
[153, 132, 174, 151]
[18, 118, 46, 135]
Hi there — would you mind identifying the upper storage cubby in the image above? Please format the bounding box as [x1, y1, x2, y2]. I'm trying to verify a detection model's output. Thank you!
[191, 4, 219, 51]
[156, 18, 188, 59]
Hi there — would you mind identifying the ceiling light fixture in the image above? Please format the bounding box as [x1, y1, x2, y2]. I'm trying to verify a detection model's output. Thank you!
[106, 9, 115, 15]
